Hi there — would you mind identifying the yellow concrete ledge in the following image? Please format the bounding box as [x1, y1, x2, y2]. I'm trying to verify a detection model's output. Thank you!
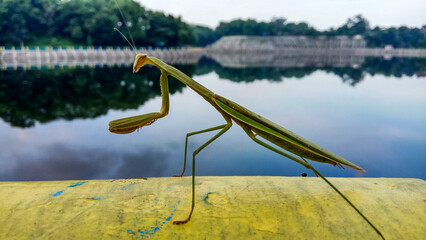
[0, 177, 424, 239]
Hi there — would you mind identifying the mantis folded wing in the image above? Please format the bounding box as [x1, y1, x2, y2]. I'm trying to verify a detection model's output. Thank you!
[109, 54, 385, 239]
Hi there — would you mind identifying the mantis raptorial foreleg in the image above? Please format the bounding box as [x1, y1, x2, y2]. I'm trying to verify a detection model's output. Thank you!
[173, 119, 232, 225]
[173, 124, 229, 177]
[109, 70, 170, 134]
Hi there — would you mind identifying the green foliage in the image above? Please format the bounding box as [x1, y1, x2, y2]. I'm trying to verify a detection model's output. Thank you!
[29, 36, 78, 47]
[214, 15, 424, 48]
[333, 15, 370, 36]
[216, 19, 272, 36]
[365, 26, 426, 48]
[216, 17, 320, 37]
[215, 18, 318, 36]
[191, 25, 219, 46]
[0, 1, 424, 47]
[0, 0, 194, 47]
[143, 11, 194, 46]
[0, 0, 60, 46]
[326, 15, 426, 48]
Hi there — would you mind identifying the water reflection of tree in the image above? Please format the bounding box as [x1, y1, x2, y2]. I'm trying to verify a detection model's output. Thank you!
[322, 58, 426, 85]
[196, 57, 317, 82]
[363, 57, 426, 78]
[0, 66, 191, 128]
[0, 57, 424, 128]
[323, 67, 365, 86]
[198, 57, 425, 85]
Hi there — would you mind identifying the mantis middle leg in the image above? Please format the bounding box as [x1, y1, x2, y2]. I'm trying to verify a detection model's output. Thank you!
[173, 118, 232, 225]
[173, 124, 229, 177]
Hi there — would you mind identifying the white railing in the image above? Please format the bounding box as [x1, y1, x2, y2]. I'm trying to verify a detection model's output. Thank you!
[0, 46, 205, 70]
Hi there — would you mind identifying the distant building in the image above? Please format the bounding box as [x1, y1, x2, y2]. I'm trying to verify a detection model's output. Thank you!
[209, 35, 366, 50]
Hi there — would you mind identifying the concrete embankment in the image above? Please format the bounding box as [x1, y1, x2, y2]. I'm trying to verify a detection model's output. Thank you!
[0, 177, 424, 239]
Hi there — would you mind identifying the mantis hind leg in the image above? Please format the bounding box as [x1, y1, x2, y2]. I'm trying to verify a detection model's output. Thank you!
[173, 120, 232, 225]
[242, 126, 385, 239]
[173, 124, 229, 177]
[241, 125, 312, 169]
[299, 157, 385, 240]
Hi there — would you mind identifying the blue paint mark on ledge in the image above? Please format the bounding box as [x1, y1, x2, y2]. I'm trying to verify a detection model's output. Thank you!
[52, 181, 87, 197]
[127, 200, 181, 239]
[122, 182, 138, 190]
[52, 190, 64, 197]
[69, 182, 87, 187]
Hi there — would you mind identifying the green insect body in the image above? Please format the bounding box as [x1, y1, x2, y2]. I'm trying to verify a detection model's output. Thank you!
[109, 54, 384, 239]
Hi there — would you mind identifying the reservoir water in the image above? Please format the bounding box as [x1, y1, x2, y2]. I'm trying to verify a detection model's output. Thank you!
[0, 57, 425, 181]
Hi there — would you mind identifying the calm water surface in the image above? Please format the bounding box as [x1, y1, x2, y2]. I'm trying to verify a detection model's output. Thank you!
[0, 57, 425, 181]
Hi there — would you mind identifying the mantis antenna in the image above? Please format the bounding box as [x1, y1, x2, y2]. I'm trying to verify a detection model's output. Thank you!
[114, 27, 135, 51]
[114, 0, 137, 52]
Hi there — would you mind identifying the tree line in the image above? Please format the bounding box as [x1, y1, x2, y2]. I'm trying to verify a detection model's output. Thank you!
[1, 0, 425, 48]
[0, 0, 194, 47]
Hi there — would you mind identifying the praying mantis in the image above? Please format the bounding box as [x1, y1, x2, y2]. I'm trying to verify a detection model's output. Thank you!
[109, 1, 383, 237]
[108, 54, 385, 239]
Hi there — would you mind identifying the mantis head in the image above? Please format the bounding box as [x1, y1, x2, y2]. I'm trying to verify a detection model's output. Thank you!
[133, 54, 151, 73]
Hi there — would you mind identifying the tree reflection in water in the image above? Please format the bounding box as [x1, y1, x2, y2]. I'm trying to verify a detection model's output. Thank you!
[0, 57, 424, 128]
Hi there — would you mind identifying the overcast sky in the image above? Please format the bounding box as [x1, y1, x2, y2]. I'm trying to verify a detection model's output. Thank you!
[138, 0, 425, 30]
